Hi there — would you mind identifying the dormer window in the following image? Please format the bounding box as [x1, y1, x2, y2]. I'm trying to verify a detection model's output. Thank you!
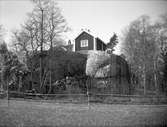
[80, 40, 88, 47]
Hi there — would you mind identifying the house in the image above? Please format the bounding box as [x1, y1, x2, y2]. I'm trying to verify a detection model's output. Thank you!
[74, 31, 107, 54]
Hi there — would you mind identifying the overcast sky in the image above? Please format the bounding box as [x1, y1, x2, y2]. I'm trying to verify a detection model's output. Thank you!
[0, 0, 167, 53]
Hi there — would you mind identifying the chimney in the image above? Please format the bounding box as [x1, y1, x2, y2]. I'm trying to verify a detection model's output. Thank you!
[68, 40, 71, 45]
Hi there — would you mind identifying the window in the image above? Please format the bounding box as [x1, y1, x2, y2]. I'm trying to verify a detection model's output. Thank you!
[80, 40, 88, 47]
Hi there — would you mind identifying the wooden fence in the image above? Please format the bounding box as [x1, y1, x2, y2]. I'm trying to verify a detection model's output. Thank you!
[1, 91, 167, 105]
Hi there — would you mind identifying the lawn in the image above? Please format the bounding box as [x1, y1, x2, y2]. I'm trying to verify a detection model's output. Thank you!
[0, 99, 167, 127]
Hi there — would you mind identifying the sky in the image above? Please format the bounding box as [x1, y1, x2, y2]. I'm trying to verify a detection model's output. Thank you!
[0, 0, 167, 54]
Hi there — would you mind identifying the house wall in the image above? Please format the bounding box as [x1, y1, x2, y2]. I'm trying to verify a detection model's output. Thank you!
[96, 38, 107, 51]
[75, 32, 94, 51]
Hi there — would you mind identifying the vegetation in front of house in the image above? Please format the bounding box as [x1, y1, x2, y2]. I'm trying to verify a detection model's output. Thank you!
[25, 46, 87, 93]
[121, 14, 167, 95]
[0, 42, 29, 91]
[86, 51, 131, 94]
[0, 0, 167, 101]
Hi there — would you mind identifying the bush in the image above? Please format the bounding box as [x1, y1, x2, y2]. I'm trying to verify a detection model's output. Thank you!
[26, 46, 87, 92]
[86, 51, 130, 79]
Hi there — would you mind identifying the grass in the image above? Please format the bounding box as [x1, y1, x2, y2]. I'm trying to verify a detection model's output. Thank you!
[0, 99, 167, 127]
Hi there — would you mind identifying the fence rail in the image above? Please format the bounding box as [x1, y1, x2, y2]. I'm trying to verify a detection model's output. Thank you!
[1, 91, 167, 105]
[1, 91, 167, 98]
[2, 91, 166, 97]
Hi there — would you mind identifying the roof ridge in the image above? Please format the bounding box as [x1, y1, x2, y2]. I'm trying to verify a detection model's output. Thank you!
[76, 29, 105, 43]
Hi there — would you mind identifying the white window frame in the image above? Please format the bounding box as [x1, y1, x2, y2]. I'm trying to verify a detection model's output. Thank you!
[80, 40, 88, 47]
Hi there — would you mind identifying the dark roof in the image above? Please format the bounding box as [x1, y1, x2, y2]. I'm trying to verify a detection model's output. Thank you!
[75, 31, 94, 40]
[95, 37, 106, 46]
[75, 31, 106, 45]
[75, 30, 106, 46]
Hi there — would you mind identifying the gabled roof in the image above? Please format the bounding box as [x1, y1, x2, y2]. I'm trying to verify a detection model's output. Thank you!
[75, 30, 106, 45]
[75, 31, 94, 40]
[96, 37, 105, 44]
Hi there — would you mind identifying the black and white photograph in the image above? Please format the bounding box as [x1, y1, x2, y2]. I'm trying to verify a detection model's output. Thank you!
[0, 0, 167, 126]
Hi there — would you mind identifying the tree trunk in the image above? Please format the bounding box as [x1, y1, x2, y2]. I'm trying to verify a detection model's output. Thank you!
[31, 68, 33, 90]
[48, 35, 53, 94]
[47, 70, 52, 94]
[6, 76, 9, 106]
[18, 76, 22, 92]
[40, 9, 44, 92]
[154, 59, 158, 95]
[0, 73, 3, 91]
[143, 65, 146, 95]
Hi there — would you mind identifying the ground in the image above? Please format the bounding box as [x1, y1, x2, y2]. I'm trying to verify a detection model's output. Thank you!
[0, 99, 167, 127]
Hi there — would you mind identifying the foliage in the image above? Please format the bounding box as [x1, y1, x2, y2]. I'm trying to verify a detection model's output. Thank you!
[86, 51, 131, 94]
[0, 41, 8, 54]
[0, 25, 5, 42]
[52, 79, 66, 92]
[10, 0, 70, 62]
[86, 51, 130, 79]
[154, 13, 167, 92]
[51, 76, 87, 94]
[0, 42, 29, 90]
[26, 46, 87, 90]
[30, 0, 70, 47]
[10, 0, 70, 92]
[106, 33, 118, 53]
[86, 51, 110, 77]
[121, 15, 162, 94]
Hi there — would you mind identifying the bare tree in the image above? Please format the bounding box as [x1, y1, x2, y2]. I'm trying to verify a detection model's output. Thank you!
[154, 13, 167, 93]
[121, 15, 159, 95]
[11, 0, 69, 93]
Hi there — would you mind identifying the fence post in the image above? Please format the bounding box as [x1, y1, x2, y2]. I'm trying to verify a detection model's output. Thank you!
[86, 77, 90, 109]
[7, 79, 9, 106]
